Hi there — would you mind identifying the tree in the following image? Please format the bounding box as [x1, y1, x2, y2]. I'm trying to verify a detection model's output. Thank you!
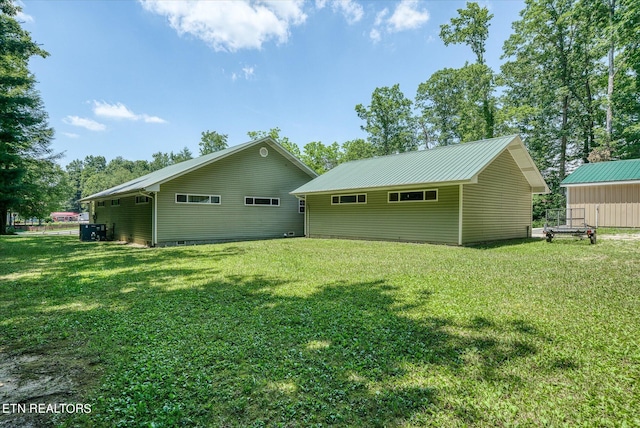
[355, 84, 417, 155]
[199, 130, 228, 155]
[301, 141, 341, 174]
[438, 2, 496, 140]
[169, 147, 193, 164]
[0, 0, 59, 234]
[416, 65, 494, 146]
[341, 139, 376, 162]
[501, 0, 579, 180]
[439, 1, 493, 66]
[247, 127, 301, 157]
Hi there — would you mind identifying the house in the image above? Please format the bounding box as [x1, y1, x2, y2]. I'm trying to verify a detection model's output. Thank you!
[561, 158, 640, 228]
[291, 135, 548, 245]
[80, 137, 317, 246]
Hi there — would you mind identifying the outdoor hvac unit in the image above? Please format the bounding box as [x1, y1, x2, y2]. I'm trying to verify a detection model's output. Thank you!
[79, 224, 107, 242]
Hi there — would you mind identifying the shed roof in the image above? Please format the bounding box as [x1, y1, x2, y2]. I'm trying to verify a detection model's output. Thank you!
[291, 135, 548, 195]
[561, 159, 640, 186]
[80, 137, 317, 201]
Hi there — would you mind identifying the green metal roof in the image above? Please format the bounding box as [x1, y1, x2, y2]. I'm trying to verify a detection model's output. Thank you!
[291, 135, 548, 195]
[561, 159, 640, 186]
[80, 137, 317, 201]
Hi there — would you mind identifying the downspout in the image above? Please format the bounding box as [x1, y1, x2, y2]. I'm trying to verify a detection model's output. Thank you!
[153, 192, 158, 246]
[458, 185, 463, 246]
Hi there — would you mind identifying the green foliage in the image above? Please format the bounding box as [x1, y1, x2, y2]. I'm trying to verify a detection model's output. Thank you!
[300, 141, 341, 174]
[248, 127, 301, 157]
[199, 130, 228, 156]
[439, 1, 493, 66]
[0, 0, 62, 233]
[1, 237, 639, 426]
[355, 84, 417, 155]
[341, 138, 376, 163]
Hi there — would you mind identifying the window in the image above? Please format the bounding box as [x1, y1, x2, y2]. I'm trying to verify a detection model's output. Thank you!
[96, 201, 105, 207]
[298, 199, 305, 214]
[111, 199, 120, 206]
[135, 196, 150, 204]
[245, 196, 280, 207]
[331, 194, 367, 205]
[175, 194, 221, 204]
[388, 189, 438, 203]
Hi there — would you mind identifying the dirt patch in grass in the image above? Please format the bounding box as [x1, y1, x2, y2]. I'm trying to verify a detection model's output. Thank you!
[0, 350, 101, 427]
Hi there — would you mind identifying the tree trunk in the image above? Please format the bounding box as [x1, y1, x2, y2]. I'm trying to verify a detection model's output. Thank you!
[561, 94, 568, 179]
[606, 0, 615, 144]
[0, 208, 7, 235]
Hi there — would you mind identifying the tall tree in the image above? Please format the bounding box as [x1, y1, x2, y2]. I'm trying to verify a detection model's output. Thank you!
[0, 0, 59, 233]
[355, 84, 417, 155]
[301, 141, 341, 174]
[438, 2, 496, 140]
[341, 138, 376, 162]
[501, 0, 579, 179]
[199, 130, 228, 155]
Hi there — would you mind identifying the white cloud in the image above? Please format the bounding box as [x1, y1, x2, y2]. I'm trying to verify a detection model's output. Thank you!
[370, 0, 429, 42]
[92, 101, 166, 123]
[63, 116, 106, 132]
[332, 0, 363, 24]
[232, 65, 256, 81]
[387, 0, 429, 32]
[92, 101, 138, 120]
[139, 0, 307, 52]
[316, 0, 362, 24]
[62, 132, 80, 138]
[369, 28, 381, 43]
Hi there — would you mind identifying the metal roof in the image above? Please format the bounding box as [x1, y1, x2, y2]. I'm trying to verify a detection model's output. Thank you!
[561, 159, 640, 186]
[291, 135, 548, 195]
[80, 137, 317, 201]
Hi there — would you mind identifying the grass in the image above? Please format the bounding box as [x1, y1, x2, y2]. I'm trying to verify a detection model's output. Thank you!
[1, 235, 639, 427]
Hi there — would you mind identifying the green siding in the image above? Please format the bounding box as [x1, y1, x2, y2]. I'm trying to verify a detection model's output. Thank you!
[92, 196, 152, 245]
[156, 144, 309, 244]
[462, 150, 532, 244]
[306, 186, 460, 244]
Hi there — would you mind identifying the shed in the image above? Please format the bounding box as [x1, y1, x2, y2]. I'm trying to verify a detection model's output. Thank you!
[80, 137, 317, 246]
[561, 158, 640, 228]
[291, 135, 548, 245]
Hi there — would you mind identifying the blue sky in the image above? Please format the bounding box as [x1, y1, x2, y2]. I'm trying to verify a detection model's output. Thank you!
[21, 0, 524, 167]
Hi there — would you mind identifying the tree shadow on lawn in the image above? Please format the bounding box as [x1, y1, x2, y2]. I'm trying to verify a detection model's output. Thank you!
[71, 277, 543, 427]
[1, 237, 545, 426]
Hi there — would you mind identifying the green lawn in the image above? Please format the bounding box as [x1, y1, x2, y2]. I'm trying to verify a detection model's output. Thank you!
[1, 236, 639, 427]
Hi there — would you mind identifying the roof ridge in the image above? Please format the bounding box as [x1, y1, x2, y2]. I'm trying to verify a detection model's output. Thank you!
[338, 134, 518, 167]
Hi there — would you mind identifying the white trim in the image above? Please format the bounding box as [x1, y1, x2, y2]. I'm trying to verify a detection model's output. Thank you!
[153, 192, 158, 246]
[292, 179, 476, 197]
[175, 193, 221, 205]
[387, 189, 438, 203]
[331, 193, 367, 205]
[561, 179, 640, 188]
[244, 196, 280, 207]
[458, 184, 463, 246]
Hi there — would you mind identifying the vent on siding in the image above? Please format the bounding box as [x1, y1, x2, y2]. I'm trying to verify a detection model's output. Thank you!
[259, 147, 269, 157]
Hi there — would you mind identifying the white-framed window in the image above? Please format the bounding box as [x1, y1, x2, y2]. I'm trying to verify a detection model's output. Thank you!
[245, 196, 280, 207]
[298, 199, 305, 214]
[331, 194, 367, 205]
[135, 196, 150, 204]
[388, 189, 438, 203]
[96, 201, 105, 207]
[175, 194, 221, 204]
[111, 199, 120, 206]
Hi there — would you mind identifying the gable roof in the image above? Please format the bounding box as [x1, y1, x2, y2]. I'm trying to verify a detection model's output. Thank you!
[80, 137, 317, 201]
[561, 159, 640, 186]
[291, 135, 548, 195]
